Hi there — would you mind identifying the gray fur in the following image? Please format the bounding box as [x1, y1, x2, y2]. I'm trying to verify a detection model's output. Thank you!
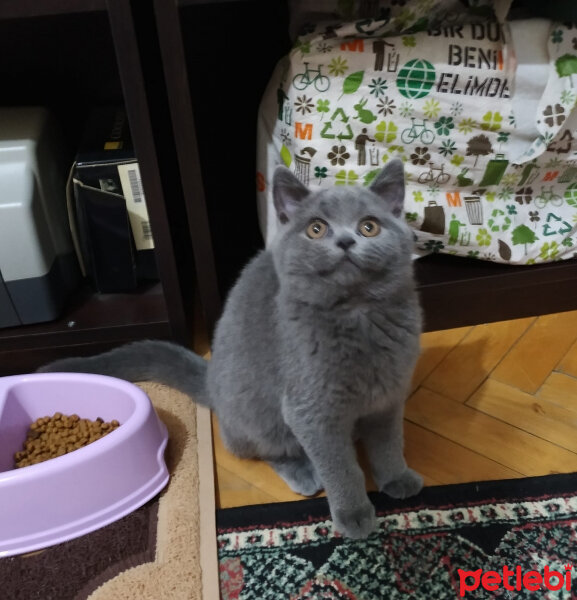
[38, 340, 209, 405]
[39, 159, 423, 539]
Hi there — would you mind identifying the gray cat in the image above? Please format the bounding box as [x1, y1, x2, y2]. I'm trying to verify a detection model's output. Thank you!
[39, 159, 423, 539]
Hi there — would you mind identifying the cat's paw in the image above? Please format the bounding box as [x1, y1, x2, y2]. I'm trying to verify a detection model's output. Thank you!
[381, 468, 423, 499]
[332, 500, 377, 539]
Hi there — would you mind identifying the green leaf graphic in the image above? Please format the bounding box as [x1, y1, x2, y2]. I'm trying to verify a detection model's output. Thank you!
[342, 71, 364, 96]
[565, 183, 577, 206]
[363, 169, 380, 186]
[280, 144, 292, 167]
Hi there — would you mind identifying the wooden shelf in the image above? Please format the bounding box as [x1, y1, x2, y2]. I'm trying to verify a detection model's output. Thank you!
[0, 283, 171, 376]
[178, 0, 250, 6]
[416, 254, 577, 331]
[0, 0, 106, 20]
[0, 283, 169, 351]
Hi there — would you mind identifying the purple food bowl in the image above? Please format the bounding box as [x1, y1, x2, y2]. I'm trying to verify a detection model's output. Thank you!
[0, 372, 169, 557]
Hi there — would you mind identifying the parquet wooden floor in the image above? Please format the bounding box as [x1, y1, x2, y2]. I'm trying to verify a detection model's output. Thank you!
[203, 310, 577, 509]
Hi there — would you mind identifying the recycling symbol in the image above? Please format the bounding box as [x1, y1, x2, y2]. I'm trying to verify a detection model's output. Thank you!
[487, 209, 511, 232]
[355, 18, 374, 34]
[543, 213, 572, 236]
[321, 108, 354, 141]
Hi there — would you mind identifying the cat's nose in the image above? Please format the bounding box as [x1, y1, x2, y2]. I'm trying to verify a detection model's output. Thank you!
[336, 236, 356, 251]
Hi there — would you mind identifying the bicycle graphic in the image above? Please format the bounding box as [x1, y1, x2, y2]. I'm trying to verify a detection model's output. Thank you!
[418, 162, 450, 185]
[534, 186, 563, 209]
[293, 63, 330, 92]
[401, 118, 435, 144]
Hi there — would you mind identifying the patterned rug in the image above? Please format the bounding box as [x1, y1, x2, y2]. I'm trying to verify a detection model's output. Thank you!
[216, 473, 577, 599]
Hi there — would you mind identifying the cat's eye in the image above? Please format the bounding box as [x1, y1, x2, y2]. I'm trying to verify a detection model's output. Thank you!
[358, 218, 381, 237]
[306, 219, 328, 239]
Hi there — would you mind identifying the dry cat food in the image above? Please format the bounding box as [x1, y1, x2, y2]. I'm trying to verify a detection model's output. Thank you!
[14, 413, 120, 468]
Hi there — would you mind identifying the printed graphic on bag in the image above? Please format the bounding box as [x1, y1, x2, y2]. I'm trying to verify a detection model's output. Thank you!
[257, 12, 577, 265]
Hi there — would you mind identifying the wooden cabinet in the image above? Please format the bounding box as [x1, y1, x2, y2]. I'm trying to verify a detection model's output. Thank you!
[2, 0, 576, 376]
[0, 0, 220, 374]
[158, 0, 577, 333]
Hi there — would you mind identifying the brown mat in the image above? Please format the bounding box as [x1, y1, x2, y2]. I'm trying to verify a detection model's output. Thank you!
[0, 382, 219, 600]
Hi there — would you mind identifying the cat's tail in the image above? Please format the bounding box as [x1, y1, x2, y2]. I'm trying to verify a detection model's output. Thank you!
[37, 340, 211, 408]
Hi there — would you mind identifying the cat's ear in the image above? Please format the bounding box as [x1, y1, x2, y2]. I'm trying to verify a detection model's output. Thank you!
[369, 159, 405, 218]
[272, 166, 311, 224]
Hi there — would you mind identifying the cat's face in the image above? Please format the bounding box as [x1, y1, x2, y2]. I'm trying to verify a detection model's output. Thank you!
[271, 160, 414, 299]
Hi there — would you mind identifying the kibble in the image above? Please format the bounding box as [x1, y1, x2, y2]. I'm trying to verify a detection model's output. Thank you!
[14, 413, 120, 468]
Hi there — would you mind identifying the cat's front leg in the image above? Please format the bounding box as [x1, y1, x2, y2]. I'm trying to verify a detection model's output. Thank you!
[284, 410, 377, 539]
[359, 405, 423, 499]
[267, 454, 323, 497]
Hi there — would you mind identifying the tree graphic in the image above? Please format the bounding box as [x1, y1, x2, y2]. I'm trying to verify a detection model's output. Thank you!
[497, 131, 510, 150]
[512, 224, 538, 255]
[555, 54, 577, 87]
[466, 134, 493, 166]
